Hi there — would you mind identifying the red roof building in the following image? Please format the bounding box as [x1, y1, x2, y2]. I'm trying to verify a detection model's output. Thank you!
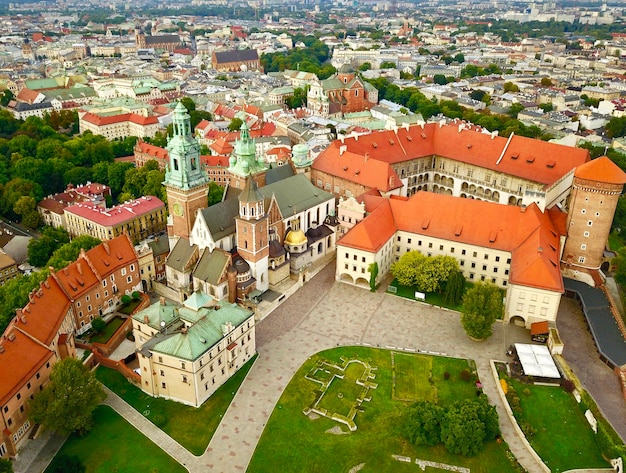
[79, 111, 161, 140]
[337, 191, 565, 329]
[313, 122, 590, 210]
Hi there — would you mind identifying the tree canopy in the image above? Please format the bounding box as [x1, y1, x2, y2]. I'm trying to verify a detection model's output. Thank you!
[461, 282, 503, 340]
[29, 358, 106, 436]
[390, 251, 459, 293]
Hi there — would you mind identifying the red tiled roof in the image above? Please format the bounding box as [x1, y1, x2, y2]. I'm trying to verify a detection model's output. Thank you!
[136, 141, 169, 160]
[82, 112, 159, 127]
[65, 196, 164, 227]
[312, 149, 403, 192]
[314, 123, 590, 188]
[15, 276, 72, 346]
[17, 88, 42, 104]
[86, 234, 138, 277]
[340, 192, 563, 292]
[52, 253, 100, 299]
[201, 155, 230, 167]
[574, 156, 626, 184]
[0, 329, 55, 406]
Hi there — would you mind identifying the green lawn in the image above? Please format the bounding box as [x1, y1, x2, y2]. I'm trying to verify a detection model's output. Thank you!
[96, 355, 256, 455]
[45, 405, 185, 473]
[118, 299, 142, 315]
[393, 353, 436, 402]
[387, 279, 474, 312]
[248, 347, 519, 473]
[89, 317, 125, 344]
[506, 378, 608, 472]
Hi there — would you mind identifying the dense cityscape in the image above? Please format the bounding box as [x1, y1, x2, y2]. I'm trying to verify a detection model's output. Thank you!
[1, 0, 626, 471]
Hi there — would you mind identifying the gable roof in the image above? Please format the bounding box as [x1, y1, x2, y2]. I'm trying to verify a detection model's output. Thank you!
[0, 329, 55, 406]
[340, 191, 563, 292]
[166, 237, 198, 272]
[14, 276, 72, 346]
[314, 123, 590, 188]
[86, 234, 138, 277]
[214, 49, 259, 64]
[258, 174, 335, 217]
[198, 197, 240, 242]
[193, 248, 231, 285]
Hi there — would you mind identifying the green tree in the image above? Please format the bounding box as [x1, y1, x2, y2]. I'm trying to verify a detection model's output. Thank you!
[228, 117, 244, 132]
[46, 235, 101, 270]
[613, 246, 626, 286]
[441, 396, 499, 457]
[508, 103, 524, 118]
[403, 401, 444, 446]
[207, 181, 224, 206]
[285, 86, 309, 109]
[0, 89, 14, 107]
[0, 271, 48, 334]
[413, 255, 459, 293]
[368, 262, 378, 292]
[29, 358, 106, 436]
[540, 77, 553, 87]
[503, 82, 520, 93]
[461, 282, 503, 340]
[28, 227, 70, 267]
[91, 317, 106, 334]
[380, 61, 396, 69]
[358, 62, 372, 71]
[443, 270, 465, 306]
[390, 251, 425, 286]
[433, 74, 448, 85]
[180, 96, 196, 112]
[539, 103, 554, 113]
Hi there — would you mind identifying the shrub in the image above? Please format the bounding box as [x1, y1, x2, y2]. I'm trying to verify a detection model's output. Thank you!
[510, 397, 521, 409]
[132, 291, 140, 300]
[120, 294, 131, 304]
[48, 454, 85, 473]
[562, 379, 575, 393]
[444, 371, 451, 380]
[460, 369, 471, 382]
[91, 318, 106, 334]
[522, 388, 531, 396]
[520, 422, 535, 438]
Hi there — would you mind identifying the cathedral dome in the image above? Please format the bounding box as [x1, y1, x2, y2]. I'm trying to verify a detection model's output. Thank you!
[284, 229, 307, 246]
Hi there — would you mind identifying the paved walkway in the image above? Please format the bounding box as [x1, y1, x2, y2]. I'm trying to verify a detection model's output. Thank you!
[18, 264, 623, 472]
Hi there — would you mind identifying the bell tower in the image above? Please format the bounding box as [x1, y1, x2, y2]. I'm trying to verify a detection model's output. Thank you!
[235, 179, 269, 292]
[163, 102, 209, 245]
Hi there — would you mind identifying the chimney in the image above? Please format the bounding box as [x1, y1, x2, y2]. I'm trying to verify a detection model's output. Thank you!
[537, 247, 543, 253]
[103, 241, 110, 255]
[160, 296, 166, 306]
[339, 145, 347, 156]
[143, 315, 149, 324]
[520, 205, 527, 213]
[77, 262, 83, 275]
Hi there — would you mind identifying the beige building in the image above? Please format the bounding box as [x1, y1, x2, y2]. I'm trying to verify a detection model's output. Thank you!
[132, 296, 255, 407]
[64, 196, 167, 244]
[337, 191, 564, 328]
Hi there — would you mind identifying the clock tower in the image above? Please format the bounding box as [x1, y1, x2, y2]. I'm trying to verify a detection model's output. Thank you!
[163, 102, 210, 245]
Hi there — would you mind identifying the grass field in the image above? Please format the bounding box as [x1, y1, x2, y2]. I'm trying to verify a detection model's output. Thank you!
[248, 347, 520, 473]
[96, 355, 256, 455]
[393, 353, 436, 402]
[387, 279, 473, 312]
[506, 378, 608, 472]
[318, 362, 368, 417]
[45, 405, 186, 473]
[118, 299, 142, 315]
[89, 317, 125, 344]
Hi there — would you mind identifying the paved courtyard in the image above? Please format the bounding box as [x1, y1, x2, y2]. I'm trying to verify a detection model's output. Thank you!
[16, 263, 625, 473]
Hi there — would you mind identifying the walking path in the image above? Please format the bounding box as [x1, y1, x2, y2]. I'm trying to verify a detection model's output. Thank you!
[16, 263, 622, 472]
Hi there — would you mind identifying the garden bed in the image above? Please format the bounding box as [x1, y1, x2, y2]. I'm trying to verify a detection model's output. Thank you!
[89, 317, 125, 345]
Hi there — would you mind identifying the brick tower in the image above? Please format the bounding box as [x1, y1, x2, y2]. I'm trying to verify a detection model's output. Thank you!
[163, 102, 209, 246]
[562, 156, 626, 277]
[235, 178, 269, 292]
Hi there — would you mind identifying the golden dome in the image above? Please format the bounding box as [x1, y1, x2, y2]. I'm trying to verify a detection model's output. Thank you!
[284, 229, 307, 246]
